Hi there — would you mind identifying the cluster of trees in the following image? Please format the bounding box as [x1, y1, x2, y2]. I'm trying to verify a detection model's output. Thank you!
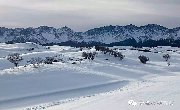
[95, 46, 124, 60]
[82, 52, 96, 60]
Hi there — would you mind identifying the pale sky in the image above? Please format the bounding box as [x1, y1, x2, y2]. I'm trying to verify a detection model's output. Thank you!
[0, 0, 180, 31]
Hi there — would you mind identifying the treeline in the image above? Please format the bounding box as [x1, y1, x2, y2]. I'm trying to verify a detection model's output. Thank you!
[42, 39, 180, 47]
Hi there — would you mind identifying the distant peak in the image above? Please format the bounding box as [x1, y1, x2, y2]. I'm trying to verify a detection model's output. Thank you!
[60, 26, 73, 32]
[140, 24, 167, 29]
[125, 24, 137, 27]
[61, 26, 71, 29]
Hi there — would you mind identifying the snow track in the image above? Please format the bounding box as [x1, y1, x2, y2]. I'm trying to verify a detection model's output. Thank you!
[0, 80, 128, 110]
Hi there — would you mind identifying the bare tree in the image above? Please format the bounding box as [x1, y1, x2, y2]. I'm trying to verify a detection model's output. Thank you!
[7, 53, 23, 67]
[163, 54, 170, 61]
[163, 54, 171, 66]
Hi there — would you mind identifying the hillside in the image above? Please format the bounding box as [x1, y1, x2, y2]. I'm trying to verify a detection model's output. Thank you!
[0, 43, 179, 110]
[0, 24, 180, 47]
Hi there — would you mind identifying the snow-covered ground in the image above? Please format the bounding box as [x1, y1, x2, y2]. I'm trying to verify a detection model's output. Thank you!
[0, 43, 180, 110]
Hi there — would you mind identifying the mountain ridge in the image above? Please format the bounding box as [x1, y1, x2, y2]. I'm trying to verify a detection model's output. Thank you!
[0, 24, 180, 47]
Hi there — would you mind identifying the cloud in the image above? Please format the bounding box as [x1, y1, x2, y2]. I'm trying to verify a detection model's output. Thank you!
[0, 0, 179, 31]
[132, 0, 180, 4]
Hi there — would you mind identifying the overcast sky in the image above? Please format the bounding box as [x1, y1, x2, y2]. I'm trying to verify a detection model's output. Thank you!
[0, 0, 180, 31]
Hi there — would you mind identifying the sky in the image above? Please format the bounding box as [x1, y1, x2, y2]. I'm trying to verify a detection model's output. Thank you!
[0, 0, 180, 31]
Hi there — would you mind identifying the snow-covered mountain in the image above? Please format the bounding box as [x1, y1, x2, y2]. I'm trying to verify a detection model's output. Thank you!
[0, 24, 180, 46]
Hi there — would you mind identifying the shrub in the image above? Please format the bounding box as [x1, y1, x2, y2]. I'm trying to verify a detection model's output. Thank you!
[95, 46, 125, 60]
[27, 48, 34, 51]
[72, 62, 77, 64]
[44, 57, 54, 64]
[138, 49, 151, 52]
[82, 52, 96, 60]
[80, 47, 83, 51]
[88, 52, 95, 60]
[5, 41, 14, 44]
[78, 58, 83, 63]
[27, 57, 44, 68]
[118, 52, 125, 60]
[163, 54, 171, 66]
[114, 52, 124, 60]
[138, 55, 149, 64]
[82, 52, 88, 59]
[7, 53, 23, 67]
[163, 54, 170, 61]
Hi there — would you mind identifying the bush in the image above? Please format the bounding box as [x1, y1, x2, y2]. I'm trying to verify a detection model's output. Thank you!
[95, 46, 125, 60]
[82, 52, 88, 59]
[44, 57, 55, 64]
[114, 52, 124, 60]
[163, 54, 171, 66]
[72, 62, 77, 64]
[89, 52, 95, 60]
[27, 48, 34, 51]
[138, 55, 149, 64]
[7, 53, 23, 67]
[82, 52, 96, 60]
[27, 57, 44, 68]
[163, 54, 170, 61]
[138, 49, 151, 52]
[5, 41, 14, 44]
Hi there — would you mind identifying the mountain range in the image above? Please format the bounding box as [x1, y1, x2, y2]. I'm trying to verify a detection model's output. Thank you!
[0, 24, 180, 47]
